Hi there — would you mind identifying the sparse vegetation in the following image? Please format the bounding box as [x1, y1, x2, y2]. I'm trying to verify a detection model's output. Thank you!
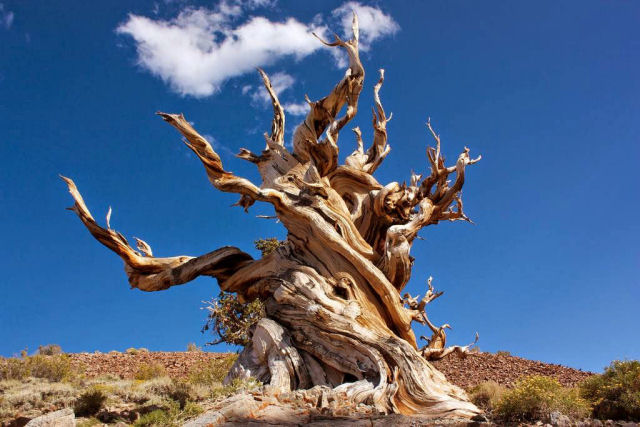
[580, 360, 640, 421]
[126, 348, 149, 355]
[201, 239, 281, 347]
[134, 362, 167, 380]
[186, 342, 201, 352]
[0, 378, 77, 421]
[495, 375, 590, 422]
[133, 401, 203, 427]
[0, 351, 258, 426]
[495, 350, 511, 357]
[469, 381, 506, 413]
[187, 354, 237, 385]
[37, 344, 63, 355]
[253, 238, 283, 256]
[74, 385, 109, 416]
[0, 354, 78, 382]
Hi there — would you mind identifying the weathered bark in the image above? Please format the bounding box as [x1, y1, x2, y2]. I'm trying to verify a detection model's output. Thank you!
[62, 13, 482, 419]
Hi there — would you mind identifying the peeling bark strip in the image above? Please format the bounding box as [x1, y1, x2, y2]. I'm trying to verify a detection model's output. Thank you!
[62, 13, 482, 419]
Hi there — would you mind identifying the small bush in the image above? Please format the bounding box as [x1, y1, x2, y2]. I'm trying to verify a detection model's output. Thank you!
[134, 363, 167, 381]
[580, 360, 640, 421]
[74, 385, 109, 416]
[0, 355, 76, 382]
[495, 375, 590, 422]
[133, 401, 203, 427]
[0, 357, 30, 381]
[187, 355, 237, 385]
[28, 355, 76, 382]
[148, 380, 196, 409]
[37, 344, 63, 355]
[469, 381, 506, 412]
[133, 408, 175, 427]
[253, 238, 283, 256]
[200, 238, 280, 347]
[126, 348, 150, 355]
[186, 343, 201, 352]
[495, 350, 511, 357]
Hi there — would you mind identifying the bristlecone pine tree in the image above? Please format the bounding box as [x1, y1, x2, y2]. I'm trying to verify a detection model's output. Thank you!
[62, 14, 483, 419]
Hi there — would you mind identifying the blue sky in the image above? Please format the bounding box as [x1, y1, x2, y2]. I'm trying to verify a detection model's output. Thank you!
[1, 0, 638, 373]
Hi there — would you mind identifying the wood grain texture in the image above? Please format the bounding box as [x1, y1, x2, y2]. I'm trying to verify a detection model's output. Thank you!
[62, 13, 482, 419]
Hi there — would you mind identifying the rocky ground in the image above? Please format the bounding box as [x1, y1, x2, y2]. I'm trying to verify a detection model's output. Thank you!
[5, 351, 614, 427]
[68, 350, 594, 390]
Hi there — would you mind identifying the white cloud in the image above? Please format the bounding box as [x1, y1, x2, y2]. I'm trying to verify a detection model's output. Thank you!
[248, 71, 294, 105]
[0, 3, 14, 30]
[117, 4, 325, 97]
[283, 102, 309, 116]
[116, 1, 398, 98]
[332, 1, 399, 51]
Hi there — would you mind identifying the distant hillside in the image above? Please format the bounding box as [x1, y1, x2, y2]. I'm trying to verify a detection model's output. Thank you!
[68, 350, 593, 389]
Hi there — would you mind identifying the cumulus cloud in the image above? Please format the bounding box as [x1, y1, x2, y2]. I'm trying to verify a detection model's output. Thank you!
[332, 1, 399, 51]
[283, 102, 309, 116]
[116, 1, 399, 98]
[117, 2, 325, 97]
[0, 3, 14, 30]
[329, 1, 399, 67]
[249, 71, 295, 105]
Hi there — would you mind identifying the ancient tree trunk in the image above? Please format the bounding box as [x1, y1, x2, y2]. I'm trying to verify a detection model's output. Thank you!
[62, 14, 483, 419]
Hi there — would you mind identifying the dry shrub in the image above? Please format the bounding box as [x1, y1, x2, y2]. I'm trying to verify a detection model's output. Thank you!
[134, 363, 167, 381]
[187, 354, 237, 386]
[0, 358, 30, 381]
[74, 385, 109, 416]
[37, 344, 63, 355]
[469, 381, 506, 412]
[495, 375, 590, 422]
[580, 360, 640, 421]
[186, 343, 201, 352]
[0, 378, 76, 422]
[0, 355, 76, 382]
[133, 401, 203, 427]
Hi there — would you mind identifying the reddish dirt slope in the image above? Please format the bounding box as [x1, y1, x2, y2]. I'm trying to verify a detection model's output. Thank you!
[68, 351, 233, 379]
[68, 351, 593, 389]
[432, 352, 593, 389]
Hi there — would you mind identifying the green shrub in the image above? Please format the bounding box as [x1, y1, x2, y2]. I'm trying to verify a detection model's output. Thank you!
[580, 360, 640, 421]
[201, 238, 280, 347]
[133, 401, 203, 427]
[187, 355, 237, 386]
[37, 344, 63, 355]
[495, 375, 590, 422]
[495, 350, 511, 357]
[134, 363, 167, 380]
[74, 385, 109, 416]
[134, 408, 175, 427]
[253, 238, 283, 256]
[469, 381, 506, 412]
